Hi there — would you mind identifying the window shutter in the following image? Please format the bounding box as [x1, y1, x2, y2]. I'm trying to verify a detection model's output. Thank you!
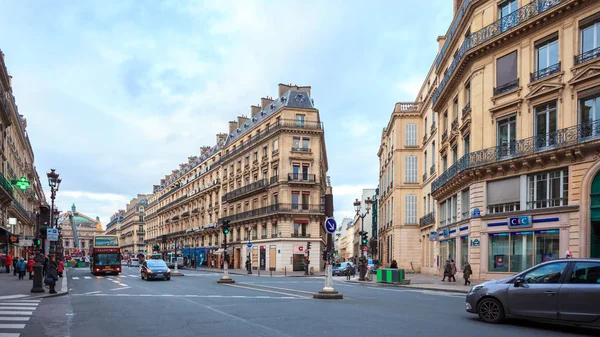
[406, 124, 417, 146]
[405, 194, 417, 224]
[405, 156, 418, 182]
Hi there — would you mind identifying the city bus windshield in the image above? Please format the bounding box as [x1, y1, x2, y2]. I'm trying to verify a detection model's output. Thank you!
[94, 236, 119, 246]
[94, 254, 121, 266]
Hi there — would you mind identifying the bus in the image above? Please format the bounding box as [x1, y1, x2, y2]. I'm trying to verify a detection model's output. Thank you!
[89, 235, 122, 275]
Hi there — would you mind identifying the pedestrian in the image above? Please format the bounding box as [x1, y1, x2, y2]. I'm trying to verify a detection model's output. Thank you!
[442, 260, 452, 281]
[565, 250, 573, 258]
[390, 260, 398, 268]
[450, 259, 457, 282]
[26, 257, 34, 279]
[16, 258, 26, 280]
[345, 263, 353, 281]
[12, 257, 17, 276]
[463, 261, 472, 286]
[4, 254, 12, 274]
[43, 256, 48, 277]
[58, 259, 65, 277]
[45, 255, 59, 294]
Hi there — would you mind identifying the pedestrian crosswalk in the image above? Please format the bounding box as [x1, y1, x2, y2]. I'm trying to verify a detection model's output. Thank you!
[0, 298, 41, 336]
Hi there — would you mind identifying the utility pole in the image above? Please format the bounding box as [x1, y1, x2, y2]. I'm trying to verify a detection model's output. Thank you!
[314, 192, 343, 299]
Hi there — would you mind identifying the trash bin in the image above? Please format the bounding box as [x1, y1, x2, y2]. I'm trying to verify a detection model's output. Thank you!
[376, 268, 404, 283]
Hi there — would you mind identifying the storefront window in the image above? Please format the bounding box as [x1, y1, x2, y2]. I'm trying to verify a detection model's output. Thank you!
[489, 233, 509, 272]
[535, 230, 560, 264]
[440, 238, 456, 262]
[510, 232, 533, 272]
[461, 236, 468, 268]
[489, 229, 560, 273]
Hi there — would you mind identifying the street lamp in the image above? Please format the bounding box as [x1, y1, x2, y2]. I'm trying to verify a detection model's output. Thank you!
[354, 197, 372, 281]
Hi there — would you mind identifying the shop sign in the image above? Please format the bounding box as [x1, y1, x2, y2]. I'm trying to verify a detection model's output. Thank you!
[471, 239, 480, 247]
[508, 216, 532, 229]
[19, 239, 33, 247]
[9, 235, 19, 245]
[429, 232, 438, 241]
[471, 208, 481, 217]
[443, 228, 450, 237]
[293, 245, 304, 253]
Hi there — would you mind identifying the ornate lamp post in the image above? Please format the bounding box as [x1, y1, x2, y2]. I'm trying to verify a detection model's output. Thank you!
[354, 197, 372, 281]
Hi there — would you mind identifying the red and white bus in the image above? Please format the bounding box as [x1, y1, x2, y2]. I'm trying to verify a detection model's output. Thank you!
[89, 235, 122, 275]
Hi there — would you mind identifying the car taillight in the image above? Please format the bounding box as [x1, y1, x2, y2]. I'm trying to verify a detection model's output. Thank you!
[95, 268, 100, 272]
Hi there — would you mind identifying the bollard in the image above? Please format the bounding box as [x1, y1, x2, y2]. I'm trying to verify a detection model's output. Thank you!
[270, 269, 272, 277]
[284, 266, 286, 277]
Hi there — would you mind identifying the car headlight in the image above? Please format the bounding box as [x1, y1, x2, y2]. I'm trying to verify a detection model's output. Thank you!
[469, 285, 484, 294]
[146, 269, 152, 273]
[167, 268, 171, 273]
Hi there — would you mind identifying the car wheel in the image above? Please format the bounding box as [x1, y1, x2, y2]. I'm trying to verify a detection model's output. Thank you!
[477, 298, 505, 324]
[141, 274, 144, 280]
[166, 277, 171, 281]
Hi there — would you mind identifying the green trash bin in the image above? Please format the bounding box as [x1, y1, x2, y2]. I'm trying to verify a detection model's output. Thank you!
[376, 268, 404, 283]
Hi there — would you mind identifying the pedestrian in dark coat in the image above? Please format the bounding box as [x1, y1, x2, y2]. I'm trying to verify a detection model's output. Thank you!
[442, 260, 452, 281]
[463, 261, 472, 285]
[16, 258, 27, 280]
[450, 259, 457, 282]
[45, 256, 59, 294]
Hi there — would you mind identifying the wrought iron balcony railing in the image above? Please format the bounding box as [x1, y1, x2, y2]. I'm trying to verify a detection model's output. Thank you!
[423, 134, 428, 143]
[261, 234, 268, 239]
[181, 211, 190, 217]
[218, 203, 322, 223]
[419, 212, 435, 227]
[288, 173, 316, 183]
[433, 0, 563, 105]
[494, 79, 519, 96]
[291, 147, 311, 153]
[291, 233, 311, 238]
[526, 197, 568, 210]
[157, 195, 187, 213]
[530, 62, 561, 82]
[430, 121, 436, 133]
[430, 165, 436, 175]
[222, 179, 268, 202]
[441, 130, 448, 142]
[451, 118, 458, 130]
[423, 172, 427, 181]
[575, 46, 600, 65]
[432, 119, 600, 193]
[220, 119, 323, 163]
[462, 102, 471, 119]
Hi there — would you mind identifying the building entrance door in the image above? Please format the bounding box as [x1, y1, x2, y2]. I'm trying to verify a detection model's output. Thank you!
[591, 172, 600, 258]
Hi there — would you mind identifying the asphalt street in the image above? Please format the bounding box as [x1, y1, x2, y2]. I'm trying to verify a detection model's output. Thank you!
[13, 267, 598, 337]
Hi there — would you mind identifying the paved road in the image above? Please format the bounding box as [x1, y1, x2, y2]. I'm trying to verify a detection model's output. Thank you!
[18, 268, 599, 337]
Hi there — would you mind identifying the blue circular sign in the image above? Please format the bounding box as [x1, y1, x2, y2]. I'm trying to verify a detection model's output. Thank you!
[324, 218, 337, 234]
[247, 241, 252, 248]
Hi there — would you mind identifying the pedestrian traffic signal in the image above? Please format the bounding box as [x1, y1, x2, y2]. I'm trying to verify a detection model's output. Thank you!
[222, 220, 230, 234]
[361, 232, 368, 245]
[33, 238, 41, 246]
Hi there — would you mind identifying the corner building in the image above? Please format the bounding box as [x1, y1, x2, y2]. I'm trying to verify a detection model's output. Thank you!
[379, 0, 600, 281]
[145, 84, 329, 272]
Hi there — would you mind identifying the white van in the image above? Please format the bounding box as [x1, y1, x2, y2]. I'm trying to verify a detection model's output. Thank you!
[130, 258, 140, 267]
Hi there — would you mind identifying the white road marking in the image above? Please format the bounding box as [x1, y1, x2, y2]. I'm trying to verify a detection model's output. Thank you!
[82, 291, 101, 295]
[0, 317, 29, 321]
[118, 284, 128, 287]
[93, 294, 107, 296]
[110, 287, 131, 291]
[0, 307, 37, 311]
[0, 295, 30, 300]
[84, 276, 91, 279]
[96, 276, 102, 279]
[0, 303, 39, 306]
[0, 324, 25, 329]
[225, 284, 309, 299]
[72, 277, 79, 280]
[0, 333, 21, 337]
[0, 311, 32, 315]
[71, 294, 306, 299]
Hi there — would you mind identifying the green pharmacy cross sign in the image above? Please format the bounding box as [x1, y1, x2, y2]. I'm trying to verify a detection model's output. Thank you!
[12, 177, 31, 190]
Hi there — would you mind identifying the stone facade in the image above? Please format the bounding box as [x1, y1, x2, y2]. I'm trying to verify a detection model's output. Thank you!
[60, 204, 104, 257]
[378, 0, 600, 280]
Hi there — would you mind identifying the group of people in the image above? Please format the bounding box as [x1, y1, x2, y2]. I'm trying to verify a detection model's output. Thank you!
[2, 253, 65, 294]
[442, 259, 472, 285]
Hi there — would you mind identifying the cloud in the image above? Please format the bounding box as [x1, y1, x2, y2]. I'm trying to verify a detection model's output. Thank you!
[51, 190, 132, 228]
[394, 76, 424, 101]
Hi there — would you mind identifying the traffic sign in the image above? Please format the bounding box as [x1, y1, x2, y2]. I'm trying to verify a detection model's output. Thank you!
[324, 218, 337, 234]
[299, 246, 303, 252]
[47, 228, 59, 241]
[247, 241, 252, 248]
[362, 246, 367, 252]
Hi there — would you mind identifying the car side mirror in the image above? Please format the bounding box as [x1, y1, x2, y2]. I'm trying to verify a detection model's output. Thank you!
[514, 277, 527, 288]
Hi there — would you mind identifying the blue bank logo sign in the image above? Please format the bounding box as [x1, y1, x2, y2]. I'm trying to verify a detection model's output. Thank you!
[508, 216, 532, 229]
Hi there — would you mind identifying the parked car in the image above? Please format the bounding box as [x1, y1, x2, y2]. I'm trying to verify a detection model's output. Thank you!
[332, 262, 355, 276]
[140, 259, 171, 281]
[121, 260, 127, 266]
[130, 258, 140, 267]
[466, 258, 600, 327]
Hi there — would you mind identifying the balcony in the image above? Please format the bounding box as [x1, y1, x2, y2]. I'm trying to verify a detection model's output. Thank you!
[430, 121, 436, 133]
[433, 0, 564, 106]
[192, 208, 199, 214]
[431, 119, 600, 195]
[159, 184, 182, 201]
[423, 134, 428, 144]
[171, 215, 180, 221]
[220, 119, 323, 164]
[441, 130, 448, 143]
[287, 173, 316, 183]
[419, 212, 435, 227]
[291, 147, 311, 153]
[222, 179, 268, 203]
[219, 203, 323, 224]
[575, 46, 600, 65]
[530, 62, 561, 82]
[269, 175, 279, 184]
[157, 195, 187, 213]
[451, 118, 458, 131]
[462, 102, 471, 119]
[261, 234, 268, 239]
[291, 233, 311, 238]
[181, 211, 190, 218]
[493, 79, 519, 96]
[271, 234, 279, 238]
[430, 165, 435, 175]
[423, 172, 427, 181]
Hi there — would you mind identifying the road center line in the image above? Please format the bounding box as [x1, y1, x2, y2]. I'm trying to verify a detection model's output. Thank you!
[225, 284, 309, 299]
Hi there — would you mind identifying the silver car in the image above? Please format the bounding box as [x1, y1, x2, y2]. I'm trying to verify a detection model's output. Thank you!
[466, 258, 600, 327]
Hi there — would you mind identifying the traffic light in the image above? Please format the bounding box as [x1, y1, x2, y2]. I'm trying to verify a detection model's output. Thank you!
[307, 242, 311, 250]
[361, 232, 368, 245]
[322, 250, 328, 261]
[33, 238, 41, 246]
[222, 220, 230, 235]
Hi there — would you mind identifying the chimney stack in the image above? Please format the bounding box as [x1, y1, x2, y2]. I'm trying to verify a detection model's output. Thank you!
[260, 97, 274, 111]
[278, 83, 311, 97]
[251, 105, 261, 117]
[228, 121, 238, 133]
[237, 115, 250, 128]
[216, 133, 228, 144]
[200, 146, 211, 155]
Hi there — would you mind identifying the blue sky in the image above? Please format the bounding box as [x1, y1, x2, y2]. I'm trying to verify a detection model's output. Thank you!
[2, 0, 453, 226]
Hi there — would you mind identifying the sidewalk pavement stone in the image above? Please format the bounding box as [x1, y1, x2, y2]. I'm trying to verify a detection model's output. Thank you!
[0, 267, 69, 299]
[344, 272, 483, 294]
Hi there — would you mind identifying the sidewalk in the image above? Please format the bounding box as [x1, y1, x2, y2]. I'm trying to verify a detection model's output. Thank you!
[187, 266, 325, 277]
[345, 272, 482, 294]
[0, 268, 69, 299]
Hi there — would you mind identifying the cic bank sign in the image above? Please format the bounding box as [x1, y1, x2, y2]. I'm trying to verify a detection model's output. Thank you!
[508, 216, 533, 229]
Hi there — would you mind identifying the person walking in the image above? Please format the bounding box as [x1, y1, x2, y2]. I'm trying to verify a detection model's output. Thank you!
[442, 260, 452, 281]
[26, 257, 35, 280]
[390, 260, 398, 268]
[12, 257, 17, 276]
[4, 254, 12, 274]
[345, 263, 353, 281]
[450, 259, 457, 282]
[45, 256, 59, 294]
[57, 259, 65, 277]
[16, 258, 27, 280]
[463, 261, 472, 286]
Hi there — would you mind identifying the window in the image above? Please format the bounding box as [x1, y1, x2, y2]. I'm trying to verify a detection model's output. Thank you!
[534, 101, 558, 148]
[406, 124, 417, 146]
[273, 139, 279, 152]
[302, 165, 309, 180]
[405, 155, 418, 182]
[453, 97, 458, 120]
[534, 36, 559, 80]
[262, 145, 268, 158]
[272, 193, 278, 205]
[522, 262, 568, 284]
[424, 151, 428, 176]
[452, 146, 458, 164]
[272, 223, 278, 237]
[579, 91, 600, 138]
[438, 201, 446, 227]
[569, 262, 600, 284]
[488, 230, 561, 273]
[295, 114, 305, 128]
[302, 137, 309, 150]
[427, 193, 431, 213]
[496, 51, 518, 93]
[465, 82, 471, 105]
[424, 118, 428, 135]
[463, 134, 470, 155]
[291, 192, 299, 209]
[442, 155, 447, 172]
[293, 136, 300, 149]
[461, 188, 470, 219]
[498, 0, 518, 32]
[580, 18, 600, 56]
[301, 193, 309, 210]
[431, 142, 435, 171]
[245, 155, 250, 166]
[527, 168, 568, 209]
[487, 176, 520, 213]
[253, 151, 258, 162]
[404, 194, 417, 225]
[497, 115, 517, 157]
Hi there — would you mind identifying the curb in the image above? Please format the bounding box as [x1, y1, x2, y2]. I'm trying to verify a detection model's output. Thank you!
[31, 268, 69, 299]
[344, 280, 469, 294]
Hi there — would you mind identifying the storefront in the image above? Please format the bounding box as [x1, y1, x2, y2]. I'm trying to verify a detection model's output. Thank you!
[437, 224, 470, 272]
[479, 213, 568, 280]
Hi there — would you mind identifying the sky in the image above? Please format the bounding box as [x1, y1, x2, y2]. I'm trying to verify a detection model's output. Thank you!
[1, 0, 453, 227]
